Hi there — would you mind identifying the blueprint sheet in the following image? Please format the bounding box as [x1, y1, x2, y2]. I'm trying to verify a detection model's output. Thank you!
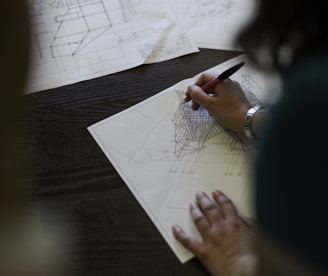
[87, 53, 281, 263]
[26, 0, 199, 93]
[173, 0, 256, 50]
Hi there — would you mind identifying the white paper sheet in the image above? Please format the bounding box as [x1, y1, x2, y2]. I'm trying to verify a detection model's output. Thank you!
[87, 53, 281, 263]
[173, 0, 256, 50]
[26, 0, 199, 93]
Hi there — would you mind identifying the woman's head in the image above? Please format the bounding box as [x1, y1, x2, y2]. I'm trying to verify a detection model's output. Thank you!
[236, 0, 328, 70]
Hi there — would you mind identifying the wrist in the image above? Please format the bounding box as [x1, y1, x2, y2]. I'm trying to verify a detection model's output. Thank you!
[244, 106, 264, 142]
[229, 254, 258, 276]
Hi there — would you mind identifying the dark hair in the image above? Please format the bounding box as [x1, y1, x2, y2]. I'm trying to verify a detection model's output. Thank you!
[235, 1, 328, 71]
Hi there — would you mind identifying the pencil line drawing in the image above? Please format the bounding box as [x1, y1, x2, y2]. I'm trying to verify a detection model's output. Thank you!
[87, 55, 279, 263]
[168, 89, 249, 175]
[115, 0, 193, 59]
[173, 0, 256, 51]
[26, 0, 199, 93]
[30, 1, 48, 58]
[134, 73, 264, 177]
[119, 0, 145, 22]
[174, 0, 237, 29]
[30, 0, 112, 58]
[51, 1, 111, 58]
[167, 72, 266, 175]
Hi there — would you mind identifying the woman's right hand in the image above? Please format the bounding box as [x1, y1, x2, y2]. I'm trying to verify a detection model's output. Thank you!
[185, 72, 252, 136]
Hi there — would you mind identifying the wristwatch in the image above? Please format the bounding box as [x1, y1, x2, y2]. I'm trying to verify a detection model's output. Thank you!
[244, 105, 263, 141]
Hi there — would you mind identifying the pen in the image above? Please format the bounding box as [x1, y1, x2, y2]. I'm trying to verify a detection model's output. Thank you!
[181, 61, 245, 104]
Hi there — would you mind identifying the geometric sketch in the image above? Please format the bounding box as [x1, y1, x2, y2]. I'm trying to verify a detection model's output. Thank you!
[166, 90, 245, 175]
[174, 0, 237, 28]
[170, 92, 224, 174]
[169, 74, 265, 175]
[117, 27, 156, 44]
[30, 1, 49, 58]
[26, 0, 200, 94]
[119, 0, 145, 22]
[116, 0, 193, 60]
[173, 0, 256, 51]
[50, 0, 112, 57]
[241, 74, 271, 108]
[30, 0, 112, 58]
[173, 90, 243, 158]
[86, 56, 269, 263]
[173, 97, 222, 159]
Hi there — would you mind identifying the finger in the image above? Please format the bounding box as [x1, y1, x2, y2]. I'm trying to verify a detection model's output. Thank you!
[240, 216, 257, 231]
[195, 191, 222, 225]
[212, 190, 239, 219]
[191, 100, 201, 111]
[189, 201, 211, 234]
[183, 85, 196, 107]
[194, 72, 218, 87]
[172, 224, 203, 255]
[188, 85, 213, 110]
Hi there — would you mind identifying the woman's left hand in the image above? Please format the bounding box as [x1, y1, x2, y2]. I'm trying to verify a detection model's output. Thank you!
[172, 190, 256, 276]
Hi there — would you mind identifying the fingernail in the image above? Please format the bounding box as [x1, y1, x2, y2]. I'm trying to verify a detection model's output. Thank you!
[173, 224, 182, 232]
[190, 201, 197, 207]
[196, 191, 206, 199]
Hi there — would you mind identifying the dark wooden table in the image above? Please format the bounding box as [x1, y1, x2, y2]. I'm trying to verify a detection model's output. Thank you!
[24, 48, 241, 276]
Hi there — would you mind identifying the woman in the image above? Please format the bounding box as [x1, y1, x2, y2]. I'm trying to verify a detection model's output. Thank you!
[172, 1, 328, 275]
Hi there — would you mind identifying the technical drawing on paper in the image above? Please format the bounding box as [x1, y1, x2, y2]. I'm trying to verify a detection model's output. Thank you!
[30, 0, 112, 58]
[173, 0, 255, 49]
[87, 55, 277, 263]
[26, 0, 199, 93]
[87, 54, 281, 263]
[150, 74, 264, 176]
[168, 90, 247, 176]
[163, 73, 265, 208]
[174, 0, 238, 29]
[119, 0, 146, 22]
